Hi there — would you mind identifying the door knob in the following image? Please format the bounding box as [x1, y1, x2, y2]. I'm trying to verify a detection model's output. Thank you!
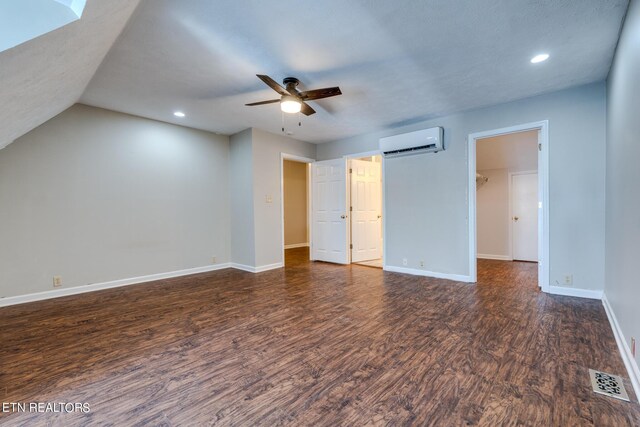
[377, 215, 382, 219]
[513, 216, 519, 221]
[341, 215, 347, 219]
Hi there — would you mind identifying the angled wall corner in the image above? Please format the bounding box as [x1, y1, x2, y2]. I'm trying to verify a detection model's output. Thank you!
[0, 0, 87, 53]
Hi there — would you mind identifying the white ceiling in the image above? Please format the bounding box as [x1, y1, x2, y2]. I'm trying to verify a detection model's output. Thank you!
[477, 130, 538, 171]
[0, 0, 140, 149]
[80, 0, 628, 143]
[0, 0, 628, 147]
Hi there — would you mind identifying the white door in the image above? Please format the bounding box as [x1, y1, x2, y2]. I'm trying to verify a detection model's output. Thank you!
[350, 159, 382, 262]
[512, 173, 538, 262]
[311, 159, 349, 264]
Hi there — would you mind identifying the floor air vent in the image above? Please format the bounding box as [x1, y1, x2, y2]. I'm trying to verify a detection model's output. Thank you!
[589, 369, 630, 402]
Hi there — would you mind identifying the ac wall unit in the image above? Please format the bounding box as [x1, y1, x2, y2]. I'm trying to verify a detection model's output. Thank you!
[379, 127, 444, 158]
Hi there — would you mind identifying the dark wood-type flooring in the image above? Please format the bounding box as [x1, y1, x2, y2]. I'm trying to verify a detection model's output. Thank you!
[1, 248, 638, 426]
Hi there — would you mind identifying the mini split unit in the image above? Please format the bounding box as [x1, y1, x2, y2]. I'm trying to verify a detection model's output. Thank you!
[379, 127, 444, 158]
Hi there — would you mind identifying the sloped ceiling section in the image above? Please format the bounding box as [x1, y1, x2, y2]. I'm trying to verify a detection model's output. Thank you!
[0, 0, 141, 149]
[0, 0, 86, 52]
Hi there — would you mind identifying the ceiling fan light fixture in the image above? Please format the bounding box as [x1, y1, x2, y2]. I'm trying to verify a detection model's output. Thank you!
[280, 96, 302, 114]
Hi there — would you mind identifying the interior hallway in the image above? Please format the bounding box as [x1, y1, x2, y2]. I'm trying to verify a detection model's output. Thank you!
[0, 249, 637, 426]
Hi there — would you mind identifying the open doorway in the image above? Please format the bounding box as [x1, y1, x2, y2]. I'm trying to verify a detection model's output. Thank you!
[469, 121, 549, 291]
[349, 155, 383, 268]
[476, 130, 539, 263]
[281, 154, 313, 266]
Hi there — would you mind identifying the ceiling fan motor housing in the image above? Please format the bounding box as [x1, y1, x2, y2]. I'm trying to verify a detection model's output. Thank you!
[283, 77, 300, 87]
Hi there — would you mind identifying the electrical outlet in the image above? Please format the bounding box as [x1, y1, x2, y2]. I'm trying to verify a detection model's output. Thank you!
[632, 338, 636, 358]
[563, 275, 573, 286]
[211, 256, 217, 264]
[53, 276, 62, 288]
[420, 260, 425, 268]
[402, 258, 408, 266]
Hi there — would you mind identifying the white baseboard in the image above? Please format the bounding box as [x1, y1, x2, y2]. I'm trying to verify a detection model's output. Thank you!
[0, 263, 232, 308]
[254, 262, 284, 273]
[0, 260, 289, 308]
[384, 265, 473, 283]
[602, 293, 640, 400]
[284, 243, 309, 249]
[230, 263, 256, 273]
[230, 262, 284, 273]
[477, 253, 512, 261]
[548, 286, 603, 300]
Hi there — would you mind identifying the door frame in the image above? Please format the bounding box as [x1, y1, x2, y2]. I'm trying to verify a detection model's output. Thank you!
[509, 170, 538, 262]
[343, 150, 386, 267]
[468, 121, 549, 292]
[280, 153, 315, 265]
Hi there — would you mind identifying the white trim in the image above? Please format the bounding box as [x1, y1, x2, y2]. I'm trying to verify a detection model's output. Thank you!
[468, 121, 549, 293]
[548, 286, 602, 300]
[477, 254, 512, 261]
[382, 156, 387, 270]
[284, 243, 309, 249]
[280, 153, 315, 266]
[0, 263, 232, 307]
[230, 262, 284, 273]
[602, 293, 640, 399]
[254, 262, 284, 273]
[508, 169, 513, 260]
[307, 164, 312, 260]
[230, 263, 255, 273]
[384, 265, 473, 283]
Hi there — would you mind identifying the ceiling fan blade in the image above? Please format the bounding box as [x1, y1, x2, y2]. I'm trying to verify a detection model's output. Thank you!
[245, 99, 280, 106]
[299, 87, 342, 101]
[300, 102, 316, 116]
[257, 74, 288, 96]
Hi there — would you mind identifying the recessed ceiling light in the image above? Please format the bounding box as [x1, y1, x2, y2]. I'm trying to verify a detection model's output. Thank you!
[531, 54, 549, 64]
[174, 111, 186, 118]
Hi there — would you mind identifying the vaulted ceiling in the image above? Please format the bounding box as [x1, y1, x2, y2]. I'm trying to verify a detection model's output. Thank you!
[0, 0, 629, 147]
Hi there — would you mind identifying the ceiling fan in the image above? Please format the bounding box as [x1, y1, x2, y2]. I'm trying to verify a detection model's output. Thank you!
[245, 75, 342, 116]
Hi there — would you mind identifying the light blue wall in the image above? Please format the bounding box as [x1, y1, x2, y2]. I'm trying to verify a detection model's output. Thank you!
[251, 129, 316, 267]
[605, 0, 640, 369]
[230, 128, 316, 268]
[229, 129, 256, 267]
[0, 105, 231, 299]
[318, 82, 607, 291]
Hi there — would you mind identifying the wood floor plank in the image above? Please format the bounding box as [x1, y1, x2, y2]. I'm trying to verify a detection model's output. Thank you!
[1, 250, 638, 426]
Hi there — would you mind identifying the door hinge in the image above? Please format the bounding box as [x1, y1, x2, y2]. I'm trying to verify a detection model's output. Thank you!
[349, 168, 352, 174]
[350, 206, 353, 211]
[538, 143, 542, 151]
[350, 244, 353, 249]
